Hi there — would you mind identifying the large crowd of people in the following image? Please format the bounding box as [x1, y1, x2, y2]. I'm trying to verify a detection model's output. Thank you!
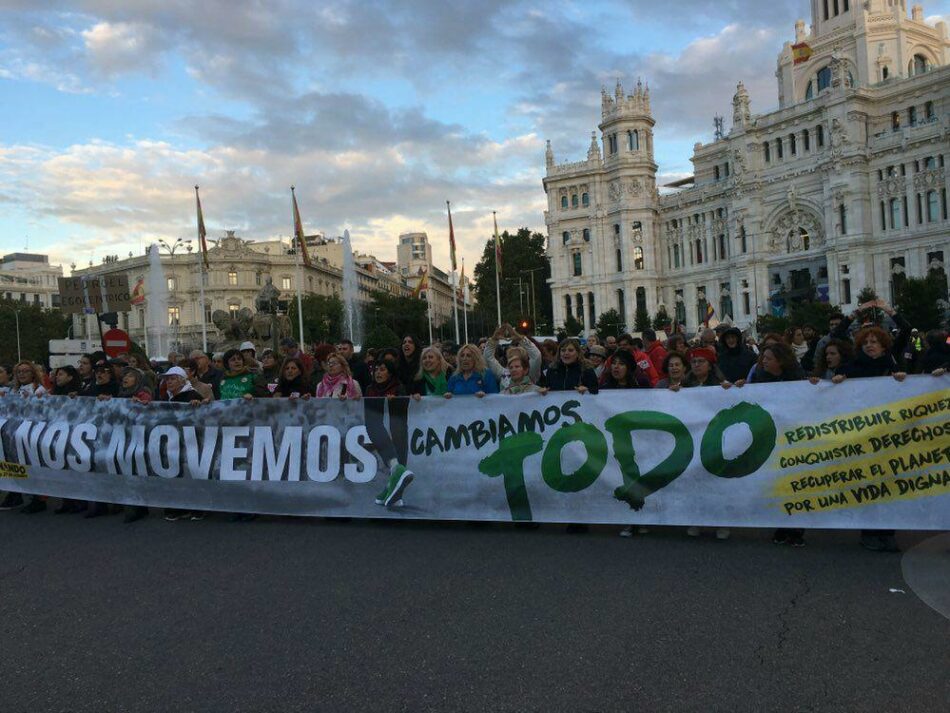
[0, 298, 947, 551]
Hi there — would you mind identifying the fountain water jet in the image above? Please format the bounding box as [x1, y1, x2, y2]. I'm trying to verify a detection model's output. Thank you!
[340, 229, 364, 347]
[145, 243, 170, 358]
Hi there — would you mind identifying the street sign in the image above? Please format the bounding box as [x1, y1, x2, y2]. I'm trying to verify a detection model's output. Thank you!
[102, 329, 132, 358]
[48, 339, 102, 355]
[58, 274, 132, 315]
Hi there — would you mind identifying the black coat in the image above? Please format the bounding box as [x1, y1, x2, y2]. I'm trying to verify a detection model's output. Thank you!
[844, 351, 899, 379]
[542, 362, 599, 393]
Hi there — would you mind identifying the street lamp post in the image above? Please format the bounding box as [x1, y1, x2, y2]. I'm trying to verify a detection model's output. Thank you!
[12, 308, 21, 361]
[158, 238, 192, 255]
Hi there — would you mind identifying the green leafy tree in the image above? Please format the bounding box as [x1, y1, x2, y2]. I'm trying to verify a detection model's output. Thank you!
[563, 315, 583, 336]
[288, 294, 344, 345]
[652, 306, 671, 331]
[856, 286, 879, 305]
[756, 314, 790, 335]
[634, 305, 651, 333]
[895, 275, 946, 331]
[788, 300, 838, 331]
[595, 308, 625, 339]
[472, 227, 552, 333]
[361, 324, 400, 350]
[365, 291, 428, 341]
[0, 299, 71, 365]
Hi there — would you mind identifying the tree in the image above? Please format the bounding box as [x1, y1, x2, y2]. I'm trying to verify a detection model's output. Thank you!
[361, 324, 400, 350]
[634, 305, 651, 333]
[788, 300, 838, 331]
[652, 306, 671, 331]
[288, 294, 344, 345]
[895, 274, 946, 331]
[856, 286, 879, 305]
[472, 227, 552, 334]
[0, 299, 71, 365]
[595, 308, 625, 339]
[563, 315, 583, 336]
[364, 291, 428, 342]
[756, 314, 789, 336]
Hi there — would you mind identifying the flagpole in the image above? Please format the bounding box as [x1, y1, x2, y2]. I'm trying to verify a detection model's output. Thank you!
[427, 286, 434, 344]
[447, 201, 460, 344]
[462, 259, 469, 345]
[493, 211, 502, 326]
[294, 233, 305, 346]
[197, 248, 208, 352]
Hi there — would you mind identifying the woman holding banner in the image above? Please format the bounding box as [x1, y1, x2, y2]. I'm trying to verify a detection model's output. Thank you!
[445, 344, 499, 397]
[410, 346, 451, 398]
[315, 353, 361, 400]
[541, 338, 598, 394]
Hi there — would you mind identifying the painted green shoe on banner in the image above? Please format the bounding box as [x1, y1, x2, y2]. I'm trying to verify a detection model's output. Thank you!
[375, 464, 414, 507]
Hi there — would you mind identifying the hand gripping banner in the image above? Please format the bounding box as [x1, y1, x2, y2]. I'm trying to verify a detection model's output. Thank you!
[0, 376, 948, 528]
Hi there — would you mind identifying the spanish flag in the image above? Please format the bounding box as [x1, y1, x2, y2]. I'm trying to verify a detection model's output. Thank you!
[291, 186, 312, 268]
[195, 185, 209, 269]
[792, 42, 812, 65]
[412, 269, 429, 299]
[704, 302, 715, 326]
[131, 276, 145, 305]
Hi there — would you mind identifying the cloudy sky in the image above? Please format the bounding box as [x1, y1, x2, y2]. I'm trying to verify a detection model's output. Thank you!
[0, 0, 947, 274]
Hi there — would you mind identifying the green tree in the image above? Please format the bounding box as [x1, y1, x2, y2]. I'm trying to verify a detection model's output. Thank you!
[595, 308, 625, 339]
[634, 305, 651, 333]
[895, 274, 946, 330]
[0, 299, 71, 365]
[563, 315, 583, 336]
[756, 314, 790, 335]
[856, 286, 879, 304]
[365, 291, 428, 341]
[472, 227, 552, 333]
[652, 306, 671, 331]
[288, 294, 344, 345]
[788, 300, 838, 330]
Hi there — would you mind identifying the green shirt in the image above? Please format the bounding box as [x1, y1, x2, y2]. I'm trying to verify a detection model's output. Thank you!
[220, 372, 256, 400]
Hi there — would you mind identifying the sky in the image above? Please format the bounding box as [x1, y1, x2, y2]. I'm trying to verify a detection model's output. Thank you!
[0, 0, 947, 274]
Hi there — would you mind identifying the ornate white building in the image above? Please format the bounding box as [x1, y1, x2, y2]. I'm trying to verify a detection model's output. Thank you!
[544, 0, 949, 333]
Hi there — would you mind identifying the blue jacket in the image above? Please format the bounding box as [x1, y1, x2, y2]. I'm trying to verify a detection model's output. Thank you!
[446, 369, 499, 395]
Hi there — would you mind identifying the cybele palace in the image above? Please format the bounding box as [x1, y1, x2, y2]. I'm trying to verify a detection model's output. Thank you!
[544, 0, 950, 333]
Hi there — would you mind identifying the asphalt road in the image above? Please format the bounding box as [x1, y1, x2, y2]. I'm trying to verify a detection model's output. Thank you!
[1, 512, 947, 712]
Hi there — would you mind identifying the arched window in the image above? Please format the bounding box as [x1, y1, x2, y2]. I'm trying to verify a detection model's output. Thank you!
[789, 133, 797, 155]
[803, 129, 810, 151]
[816, 124, 824, 147]
[581, 192, 589, 207]
[882, 66, 889, 81]
[763, 141, 771, 162]
[560, 196, 568, 209]
[576, 293, 585, 327]
[565, 295, 572, 318]
[582, 228, 590, 242]
[911, 54, 930, 76]
[816, 66, 832, 92]
[635, 287, 647, 313]
[889, 198, 901, 230]
[573, 252, 582, 276]
[562, 231, 570, 245]
[927, 191, 939, 222]
[627, 130, 639, 151]
[634, 247, 644, 270]
[571, 194, 579, 208]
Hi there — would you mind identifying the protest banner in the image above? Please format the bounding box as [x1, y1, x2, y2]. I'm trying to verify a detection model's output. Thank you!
[0, 376, 947, 528]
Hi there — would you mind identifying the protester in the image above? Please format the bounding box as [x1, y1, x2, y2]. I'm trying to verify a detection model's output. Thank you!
[601, 349, 650, 389]
[338, 339, 371, 392]
[395, 335, 422, 388]
[252, 349, 281, 397]
[918, 329, 949, 375]
[116, 368, 154, 404]
[665, 334, 689, 361]
[190, 349, 223, 399]
[604, 335, 618, 353]
[641, 329, 668, 375]
[160, 366, 204, 522]
[587, 345, 608, 379]
[315, 352, 362, 400]
[279, 338, 314, 376]
[784, 326, 810, 367]
[219, 349, 256, 400]
[239, 341, 262, 374]
[89, 359, 119, 398]
[212, 352, 225, 372]
[0, 363, 11, 393]
[542, 338, 599, 394]
[366, 360, 404, 398]
[10, 360, 48, 398]
[682, 348, 729, 389]
[717, 327, 757, 384]
[128, 352, 158, 395]
[656, 352, 689, 390]
[611, 334, 659, 386]
[809, 339, 852, 383]
[484, 323, 542, 389]
[747, 342, 805, 385]
[51, 365, 82, 395]
[274, 356, 311, 399]
[501, 352, 546, 395]
[540, 339, 559, 373]
[178, 359, 215, 402]
[410, 346, 452, 398]
[446, 344, 498, 397]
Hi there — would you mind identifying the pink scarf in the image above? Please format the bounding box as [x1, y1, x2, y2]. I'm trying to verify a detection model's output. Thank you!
[316, 372, 356, 398]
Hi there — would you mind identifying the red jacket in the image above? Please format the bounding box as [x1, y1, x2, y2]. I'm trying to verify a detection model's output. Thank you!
[599, 347, 660, 387]
[645, 341, 669, 376]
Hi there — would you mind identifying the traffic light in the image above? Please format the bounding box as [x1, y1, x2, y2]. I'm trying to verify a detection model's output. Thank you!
[517, 318, 534, 334]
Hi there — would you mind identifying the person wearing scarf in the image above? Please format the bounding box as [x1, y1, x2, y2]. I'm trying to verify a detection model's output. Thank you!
[51, 365, 83, 396]
[366, 360, 404, 398]
[315, 352, 362, 400]
[219, 348, 256, 400]
[410, 346, 451, 398]
[253, 349, 281, 397]
[116, 367, 153, 404]
[501, 353, 546, 395]
[274, 357, 311, 399]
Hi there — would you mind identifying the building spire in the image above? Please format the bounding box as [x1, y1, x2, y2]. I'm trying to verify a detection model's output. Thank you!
[545, 139, 554, 168]
[587, 131, 601, 161]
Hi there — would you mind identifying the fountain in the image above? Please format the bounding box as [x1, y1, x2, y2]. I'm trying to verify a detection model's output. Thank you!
[145, 243, 170, 358]
[340, 229, 364, 347]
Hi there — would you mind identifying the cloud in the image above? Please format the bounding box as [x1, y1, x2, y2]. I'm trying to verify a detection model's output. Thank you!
[81, 20, 165, 77]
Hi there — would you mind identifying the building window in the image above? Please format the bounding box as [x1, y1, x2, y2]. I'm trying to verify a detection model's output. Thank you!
[816, 124, 824, 147]
[817, 66, 832, 92]
[562, 231, 570, 245]
[805, 81, 814, 100]
[911, 54, 930, 76]
[617, 289, 625, 326]
[776, 138, 783, 159]
[742, 292, 751, 315]
[561, 196, 568, 209]
[892, 111, 901, 132]
[714, 165, 720, 180]
[673, 244, 680, 268]
[889, 198, 901, 230]
[588, 292, 595, 326]
[763, 142, 771, 162]
[635, 287, 647, 315]
[168, 306, 180, 326]
[823, 0, 829, 19]
[167, 277, 176, 291]
[839, 203, 847, 234]
[634, 246, 644, 270]
[614, 224, 621, 238]
[609, 134, 618, 154]
[803, 129, 810, 151]
[696, 240, 703, 264]
[789, 133, 797, 155]
[740, 227, 748, 254]
[581, 192, 589, 207]
[724, 162, 730, 177]
[582, 228, 590, 242]
[228, 270, 238, 286]
[927, 191, 939, 222]
[616, 248, 623, 272]
[565, 295, 572, 319]
[925, 101, 935, 121]
[903, 196, 909, 227]
[890, 257, 906, 301]
[842, 278, 851, 304]
[720, 282, 733, 319]
[571, 194, 579, 208]
[255, 272, 262, 286]
[573, 252, 582, 277]
[924, 156, 936, 169]
[282, 276, 292, 290]
[908, 106, 917, 127]
[576, 294, 585, 327]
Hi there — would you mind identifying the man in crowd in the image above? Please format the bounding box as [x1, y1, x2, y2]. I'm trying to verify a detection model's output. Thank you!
[280, 337, 314, 376]
[337, 338, 370, 392]
[641, 329, 668, 376]
[189, 349, 222, 399]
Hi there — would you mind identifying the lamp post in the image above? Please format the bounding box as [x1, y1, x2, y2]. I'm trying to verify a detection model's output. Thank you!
[158, 238, 192, 255]
[10, 307, 21, 361]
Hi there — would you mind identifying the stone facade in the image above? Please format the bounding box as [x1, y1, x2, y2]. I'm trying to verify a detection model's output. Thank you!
[544, 0, 949, 334]
[0, 253, 64, 309]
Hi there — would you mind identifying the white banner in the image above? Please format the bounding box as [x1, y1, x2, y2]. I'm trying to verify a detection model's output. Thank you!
[0, 376, 948, 528]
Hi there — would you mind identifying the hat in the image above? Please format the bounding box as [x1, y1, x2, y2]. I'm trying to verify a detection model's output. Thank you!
[689, 346, 718, 364]
[93, 359, 111, 372]
[911, 328, 919, 334]
[588, 345, 607, 358]
[160, 366, 188, 379]
[239, 341, 256, 353]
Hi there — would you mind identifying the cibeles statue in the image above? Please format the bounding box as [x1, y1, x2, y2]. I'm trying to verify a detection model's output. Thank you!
[208, 279, 291, 353]
[255, 277, 281, 314]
